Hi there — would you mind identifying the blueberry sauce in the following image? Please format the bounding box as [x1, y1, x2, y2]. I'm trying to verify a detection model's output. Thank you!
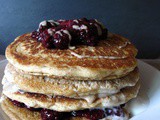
[41, 109, 64, 120]
[31, 18, 108, 49]
[10, 99, 125, 120]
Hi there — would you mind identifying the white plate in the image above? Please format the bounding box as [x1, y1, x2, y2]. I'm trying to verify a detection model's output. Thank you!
[0, 60, 160, 120]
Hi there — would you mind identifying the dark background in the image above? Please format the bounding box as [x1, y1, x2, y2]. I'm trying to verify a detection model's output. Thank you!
[0, 0, 160, 58]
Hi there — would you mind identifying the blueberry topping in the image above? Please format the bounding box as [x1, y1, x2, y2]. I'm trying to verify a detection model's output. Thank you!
[105, 108, 113, 116]
[31, 31, 40, 39]
[41, 109, 63, 120]
[27, 106, 42, 112]
[53, 30, 71, 49]
[31, 18, 108, 49]
[72, 109, 105, 120]
[11, 100, 26, 108]
[113, 106, 125, 117]
[40, 30, 55, 48]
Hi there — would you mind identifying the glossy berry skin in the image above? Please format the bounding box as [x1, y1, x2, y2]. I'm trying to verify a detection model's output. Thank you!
[31, 31, 40, 39]
[89, 109, 105, 120]
[58, 20, 77, 28]
[105, 108, 113, 116]
[55, 25, 66, 31]
[27, 107, 42, 112]
[82, 36, 98, 46]
[90, 19, 108, 40]
[113, 106, 125, 117]
[39, 30, 55, 48]
[11, 100, 26, 108]
[53, 30, 70, 49]
[41, 109, 63, 120]
[72, 109, 105, 120]
[39, 21, 58, 32]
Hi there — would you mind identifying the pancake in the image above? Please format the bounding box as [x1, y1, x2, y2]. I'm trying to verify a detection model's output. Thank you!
[6, 33, 137, 80]
[1, 96, 129, 120]
[4, 63, 139, 97]
[1, 96, 41, 120]
[2, 81, 140, 112]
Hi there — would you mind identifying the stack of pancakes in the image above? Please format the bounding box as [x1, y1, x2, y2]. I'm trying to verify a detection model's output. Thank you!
[1, 32, 140, 120]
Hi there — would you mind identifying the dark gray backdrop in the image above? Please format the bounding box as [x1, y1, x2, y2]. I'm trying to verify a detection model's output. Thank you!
[0, 0, 160, 58]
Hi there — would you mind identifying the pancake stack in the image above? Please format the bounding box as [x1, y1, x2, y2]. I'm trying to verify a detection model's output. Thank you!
[1, 19, 140, 120]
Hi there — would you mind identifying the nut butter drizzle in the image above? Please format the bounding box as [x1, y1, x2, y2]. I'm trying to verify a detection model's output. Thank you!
[69, 40, 131, 59]
[70, 51, 127, 59]
[118, 41, 131, 49]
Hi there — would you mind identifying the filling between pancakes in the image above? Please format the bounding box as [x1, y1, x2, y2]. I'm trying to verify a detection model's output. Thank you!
[1, 96, 129, 120]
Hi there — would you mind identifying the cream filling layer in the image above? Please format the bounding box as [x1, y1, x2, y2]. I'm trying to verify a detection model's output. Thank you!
[2, 77, 121, 104]
[2, 77, 20, 94]
[2, 77, 119, 104]
[4, 68, 132, 97]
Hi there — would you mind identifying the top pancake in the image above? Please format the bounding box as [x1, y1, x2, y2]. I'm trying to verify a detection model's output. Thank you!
[6, 33, 137, 80]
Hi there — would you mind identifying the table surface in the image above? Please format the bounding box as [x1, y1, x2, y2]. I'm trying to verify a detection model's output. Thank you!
[0, 55, 160, 70]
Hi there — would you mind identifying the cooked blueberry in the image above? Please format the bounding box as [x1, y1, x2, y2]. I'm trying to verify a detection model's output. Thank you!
[39, 21, 56, 33]
[55, 25, 66, 31]
[59, 20, 76, 28]
[101, 28, 108, 39]
[41, 109, 63, 120]
[70, 30, 82, 45]
[31, 31, 40, 39]
[72, 109, 90, 117]
[105, 108, 113, 116]
[88, 109, 105, 120]
[85, 36, 98, 46]
[41, 37, 54, 49]
[72, 109, 105, 120]
[11, 100, 26, 108]
[53, 30, 71, 49]
[39, 30, 55, 48]
[58, 20, 69, 27]
[89, 24, 99, 37]
[79, 29, 88, 41]
[113, 107, 124, 117]
[31, 31, 37, 38]
[27, 106, 42, 112]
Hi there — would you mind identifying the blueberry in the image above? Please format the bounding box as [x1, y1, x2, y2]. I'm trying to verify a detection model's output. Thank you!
[113, 107, 124, 117]
[39, 30, 55, 48]
[31, 31, 40, 39]
[105, 108, 113, 116]
[72, 109, 105, 120]
[53, 30, 71, 49]
[89, 109, 105, 120]
[38, 21, 57, 33]
[85, 36, 98, 46]
[11, 100, 26, 108]
[101, 28, 108, 39]
[55, 25, 66, 31]
[27, 106, 42, 112]
[72, 109, 90, 117]
[41, 109, 63, 120]
[58, 20, 69, 27]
